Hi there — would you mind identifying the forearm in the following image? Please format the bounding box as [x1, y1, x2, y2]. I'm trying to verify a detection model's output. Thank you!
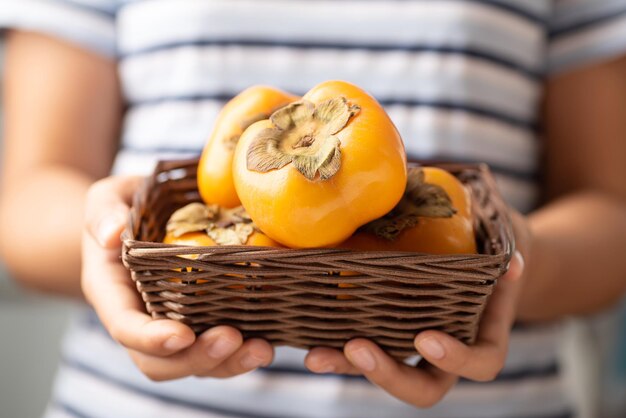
[0, 165, 92, 298]
[0, 31, 121, 297]
[518, 191, 626, 321]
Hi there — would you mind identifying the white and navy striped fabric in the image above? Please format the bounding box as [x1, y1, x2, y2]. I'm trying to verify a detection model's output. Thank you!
[3, 1, 626, 417]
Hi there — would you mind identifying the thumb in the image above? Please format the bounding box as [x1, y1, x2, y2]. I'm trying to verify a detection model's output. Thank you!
[85, 176, 144, 248]
[93, 206, 128, 248]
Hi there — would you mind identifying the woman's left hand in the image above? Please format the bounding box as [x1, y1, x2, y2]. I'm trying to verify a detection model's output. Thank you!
[305, 211, 530, 408]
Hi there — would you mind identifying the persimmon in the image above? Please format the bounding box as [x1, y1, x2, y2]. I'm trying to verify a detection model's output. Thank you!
[163, 202, 281, 248]
[163, 231, 216, 247]
[197, 86, 298, 208]
[162, 203, 281, 288]
[341, 167, 477, 254]
[163, 229, 276, 287]
[336, 167, 475, 299]
[232, 80, 407, 248]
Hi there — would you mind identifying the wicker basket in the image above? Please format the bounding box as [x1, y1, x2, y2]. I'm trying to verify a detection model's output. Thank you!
[122, 159, 514, 359]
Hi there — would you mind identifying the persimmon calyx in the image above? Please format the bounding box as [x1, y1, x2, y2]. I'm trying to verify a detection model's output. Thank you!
[246, 97, 360, 180]
[362, 168, 457, 240]
[165, 203, 256, 245]
[206, 206, 255, 245]
[166, 202, 218, 237]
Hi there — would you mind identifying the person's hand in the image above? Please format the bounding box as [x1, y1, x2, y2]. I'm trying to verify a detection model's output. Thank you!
[304, 210, 530, 408]
[81, 175, 274, 381]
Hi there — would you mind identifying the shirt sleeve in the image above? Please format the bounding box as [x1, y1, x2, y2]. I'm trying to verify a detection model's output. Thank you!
[547, 0, 626, 76]
[0, 0, 117, 58]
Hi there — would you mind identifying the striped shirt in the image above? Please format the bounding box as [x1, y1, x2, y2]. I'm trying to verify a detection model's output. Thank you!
[3, 1, 626, 417]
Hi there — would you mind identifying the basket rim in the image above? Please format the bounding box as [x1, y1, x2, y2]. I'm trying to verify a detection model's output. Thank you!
[122, 159, 515, 263]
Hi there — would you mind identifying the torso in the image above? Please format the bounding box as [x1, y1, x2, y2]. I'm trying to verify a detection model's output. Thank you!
[50, 2, 574, 417]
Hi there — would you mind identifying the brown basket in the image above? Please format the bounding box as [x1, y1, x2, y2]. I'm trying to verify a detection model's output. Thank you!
[122, 159, 514, 360]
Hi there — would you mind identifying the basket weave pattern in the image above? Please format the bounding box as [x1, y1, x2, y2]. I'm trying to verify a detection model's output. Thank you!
[122, 159, 514, 359]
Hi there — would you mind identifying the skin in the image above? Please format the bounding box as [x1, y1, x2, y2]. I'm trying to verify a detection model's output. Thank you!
[0, 31, 121, 297]
[1, 31, 625, 405]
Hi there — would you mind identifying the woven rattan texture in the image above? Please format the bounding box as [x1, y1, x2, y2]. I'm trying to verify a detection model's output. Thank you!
[122, 159, 514, 359]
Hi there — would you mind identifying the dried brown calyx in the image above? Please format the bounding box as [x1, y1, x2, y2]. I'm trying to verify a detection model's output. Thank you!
[362, 168, 457, 240]
[166, 202, 217, 237]
[246, 97, 360, 180]
[166, 203, 256, 245]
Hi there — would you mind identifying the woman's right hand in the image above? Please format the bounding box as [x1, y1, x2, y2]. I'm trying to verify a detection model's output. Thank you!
[81, 175, 274, 381]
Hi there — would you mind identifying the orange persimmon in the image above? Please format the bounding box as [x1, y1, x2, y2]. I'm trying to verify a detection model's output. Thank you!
[162, 231, 213, 282]
[163, 203, 281, 289]
[232, 80, 407, 248]
[197, 86, 298, 208]
[163, 231, 217, 247]
[164, 230, 277, 248]
[336, 167, 475, 299]
[163, 230, 277, 289]
[341, 167, 477, 254]
[163, 203, 282, 248]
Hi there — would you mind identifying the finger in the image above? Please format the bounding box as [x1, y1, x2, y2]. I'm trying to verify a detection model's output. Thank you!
[344, 339, 457, 408]
[128, 326, 244, 381]
[413, 251, 525, 381]
[479, 250, 525, 341]
[414, 330, 504, 382]
[209, 338, 274, 378]
[305, 347, 361, 375]
[510, 209, 532, 260]
[82, 230, 195, 356]
[84, 176, 144, 248]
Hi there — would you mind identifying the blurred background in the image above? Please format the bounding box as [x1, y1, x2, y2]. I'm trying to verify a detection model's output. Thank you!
[0, 40, 624, 418]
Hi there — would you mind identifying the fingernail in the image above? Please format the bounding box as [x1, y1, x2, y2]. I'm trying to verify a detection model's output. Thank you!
[164, 335, 190, 351]
[504, 251, 525, 281]
[97, 213, 125, 246]
[514, 250, 525, 271]
[240, 353, 265, 369]
[417, 337, 445, 360]
[349, 348, 376, 372]
[207, 337, 236, 359]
